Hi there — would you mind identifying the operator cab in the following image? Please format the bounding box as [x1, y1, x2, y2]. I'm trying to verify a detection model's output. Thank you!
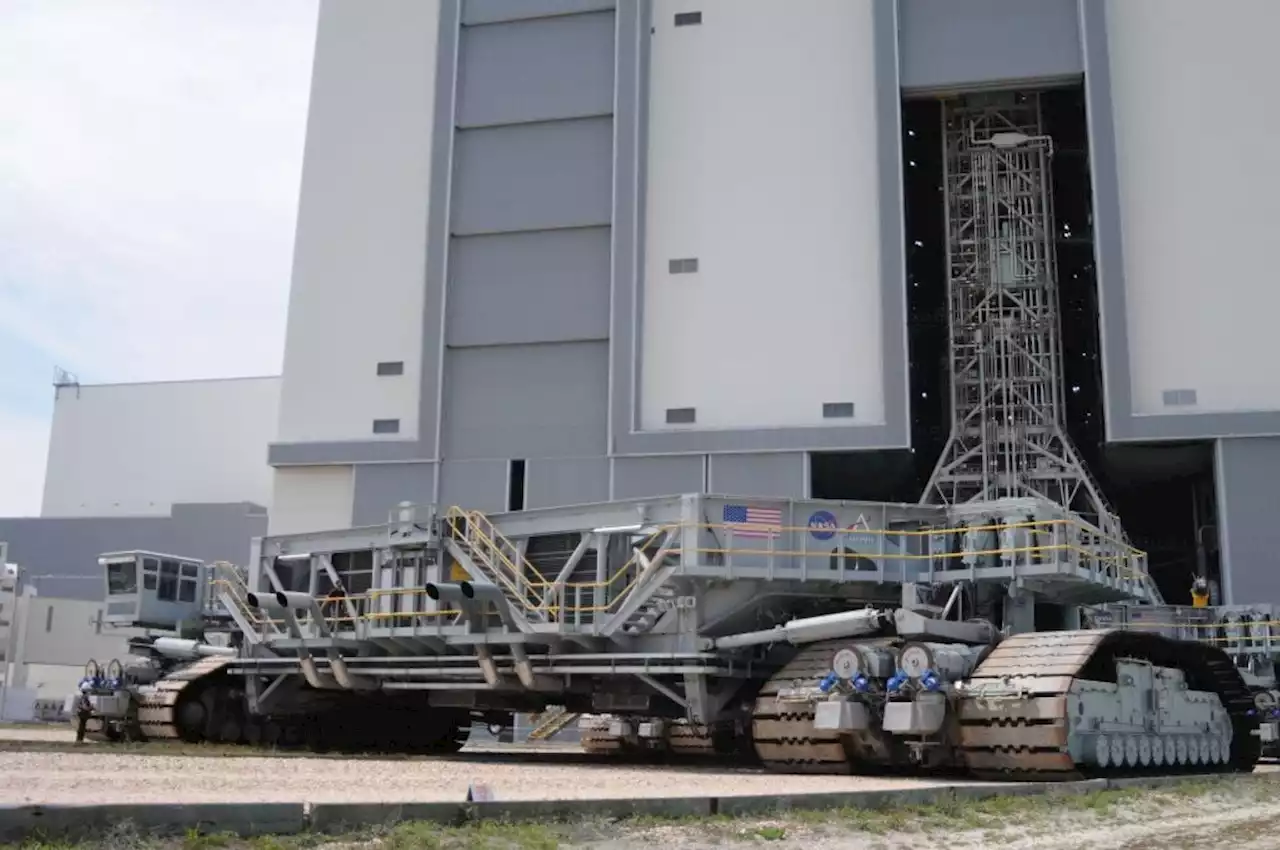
[101, 550, 207, 630]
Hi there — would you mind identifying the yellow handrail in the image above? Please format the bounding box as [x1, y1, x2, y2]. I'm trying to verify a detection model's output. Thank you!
[441, 506, 676, 618]
[229, 512, 1156, 636]
[444, 507, 547, 611]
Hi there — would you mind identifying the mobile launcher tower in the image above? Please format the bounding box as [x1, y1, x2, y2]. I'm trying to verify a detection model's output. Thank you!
[84, 94, 1280, 779]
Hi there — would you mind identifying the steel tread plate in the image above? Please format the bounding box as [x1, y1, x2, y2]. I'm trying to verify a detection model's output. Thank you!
[753, 639, 861, 772]
[955, 631, 1096, 778]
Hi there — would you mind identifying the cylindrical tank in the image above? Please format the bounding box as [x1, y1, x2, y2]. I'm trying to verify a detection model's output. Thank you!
[783, 609, 884, 644]
[831, 644, 896, 681]
[151, 637, 236, 660]
[896, 642, 985, 682]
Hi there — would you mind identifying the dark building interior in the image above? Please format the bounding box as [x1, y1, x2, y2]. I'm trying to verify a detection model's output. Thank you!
[810, 84, 1217, 606]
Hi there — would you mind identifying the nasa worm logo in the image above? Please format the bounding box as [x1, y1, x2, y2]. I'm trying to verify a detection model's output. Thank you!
[808, 510, 838, 540]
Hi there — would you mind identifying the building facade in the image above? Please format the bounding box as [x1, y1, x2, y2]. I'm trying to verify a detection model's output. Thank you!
[267, 0, 1280, 605]
[0, 377, 277, 600]
[0, 584, 146, 716]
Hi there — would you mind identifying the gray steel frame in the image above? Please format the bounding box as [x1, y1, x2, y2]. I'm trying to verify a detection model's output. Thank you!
[215, 493, 1156, 722]
[920, 92, 1156, 611]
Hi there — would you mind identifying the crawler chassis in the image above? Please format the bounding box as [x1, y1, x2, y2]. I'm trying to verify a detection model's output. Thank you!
[77, 494, 1275, 782]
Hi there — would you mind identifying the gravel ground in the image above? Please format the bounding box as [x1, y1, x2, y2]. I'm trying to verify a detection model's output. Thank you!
[0, 724, 1274, 813]
[0, 747, 963, 805]
[0, 726, 75, 744]
[0, 723, 971, 805]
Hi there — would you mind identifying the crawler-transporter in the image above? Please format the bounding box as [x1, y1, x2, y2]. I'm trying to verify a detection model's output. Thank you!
[78, 493, 1275, 780]
[73, 93, 1280, 779]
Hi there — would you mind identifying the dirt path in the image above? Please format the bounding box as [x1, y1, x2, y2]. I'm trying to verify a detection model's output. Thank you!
[570, 777, 1280, 850]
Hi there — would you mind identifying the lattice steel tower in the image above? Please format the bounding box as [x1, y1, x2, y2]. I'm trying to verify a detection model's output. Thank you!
[922, 92, 1124, 542]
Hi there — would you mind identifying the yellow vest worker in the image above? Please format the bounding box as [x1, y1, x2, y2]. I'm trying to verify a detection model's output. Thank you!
[1191, 577, 1210, 608]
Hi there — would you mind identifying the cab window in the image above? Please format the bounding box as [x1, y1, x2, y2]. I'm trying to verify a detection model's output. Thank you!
[106, 560, 137, 595]
[158, 560, 179, 602]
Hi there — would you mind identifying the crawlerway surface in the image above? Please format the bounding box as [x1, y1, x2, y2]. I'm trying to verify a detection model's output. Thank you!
[8, 775, 1280, 850]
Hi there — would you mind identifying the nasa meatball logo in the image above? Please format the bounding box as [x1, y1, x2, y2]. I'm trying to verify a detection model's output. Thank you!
[808, 510, 838, 540]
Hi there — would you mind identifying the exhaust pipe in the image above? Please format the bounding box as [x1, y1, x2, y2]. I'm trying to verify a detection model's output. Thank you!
[425, 581, 466, 602]
[459, 581, 523, 632]
[243, 590, 339, 690]
[262, 591, 370, 690]
[424, 582, 523, 687]
[460, 581, 536, 687]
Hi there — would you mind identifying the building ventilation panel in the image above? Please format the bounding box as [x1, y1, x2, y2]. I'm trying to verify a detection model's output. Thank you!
[1161, 389, 1198, 407]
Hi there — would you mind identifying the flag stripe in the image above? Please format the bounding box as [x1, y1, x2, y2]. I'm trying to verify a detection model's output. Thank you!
[722, 504, 782, 539]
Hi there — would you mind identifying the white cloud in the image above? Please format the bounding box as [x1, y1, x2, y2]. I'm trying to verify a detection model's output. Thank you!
[0, 0, 318, 514]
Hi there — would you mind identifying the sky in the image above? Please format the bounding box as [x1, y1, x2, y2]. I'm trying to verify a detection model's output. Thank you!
[0, 0, 318, 516]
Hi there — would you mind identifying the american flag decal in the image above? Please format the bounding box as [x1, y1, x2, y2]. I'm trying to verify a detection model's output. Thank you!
[722, 504, 782, 539]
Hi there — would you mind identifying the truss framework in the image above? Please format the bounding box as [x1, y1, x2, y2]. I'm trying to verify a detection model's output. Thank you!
[922, 92, 1124, 543]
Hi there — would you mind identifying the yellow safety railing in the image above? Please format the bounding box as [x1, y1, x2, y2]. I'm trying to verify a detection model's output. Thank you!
[210, 563, 277, 631]
[228, 512, 1157, 639]
[1112, 618, 1280, 646]
[439, 506, 678, 621]
[442, 506, 550, 613]
[668, 515, 1151, 584]
[423, 512, 1153, 624]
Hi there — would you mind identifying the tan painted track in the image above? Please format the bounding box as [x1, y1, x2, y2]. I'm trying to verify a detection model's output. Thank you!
[956, 629, 1104, 781]
[748, 629, 1259, 781]
[579, 716, 621, 755]
[957, 628, 1259, 782]
[750, 639, 854, 774]
[136, 655, 232, 741]
[80, 656, 231, 743]
[578, 718, 724, 758]
[667, 722, 716, 757]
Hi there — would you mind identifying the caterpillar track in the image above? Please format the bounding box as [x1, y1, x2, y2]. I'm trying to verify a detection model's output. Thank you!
[82, 657, 471, 754]
[81, 656, 245, 744]
[957, 629, 1260, 781]
[751, 639, 879, 774]
[751, 636, 909, 774]
[747, 629, 1260, 781]
[577, 715, 754, 762]
[135, 655, 235, 741]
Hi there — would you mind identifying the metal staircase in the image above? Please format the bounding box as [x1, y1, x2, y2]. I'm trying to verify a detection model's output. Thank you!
[442, 508, 551, 624]
[210, 561, 268, 643]
[618, 584, 677, 635]
[527, 706, 580, 741]
[442, 507, 686, 634]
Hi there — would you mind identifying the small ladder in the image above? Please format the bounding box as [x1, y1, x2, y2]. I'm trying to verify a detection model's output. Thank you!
[619, 585, 677, 635]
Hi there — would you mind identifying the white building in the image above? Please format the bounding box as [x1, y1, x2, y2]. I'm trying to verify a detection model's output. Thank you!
[0, 376, 280, 715]
[0, 583, 145, 718]
[260, 0, 1280, 608]
[41, 376, 279, 519]
[0, 375, 277, 602]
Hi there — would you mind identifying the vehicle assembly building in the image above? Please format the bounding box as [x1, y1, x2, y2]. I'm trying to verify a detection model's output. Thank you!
[267, 0, 1280, 609]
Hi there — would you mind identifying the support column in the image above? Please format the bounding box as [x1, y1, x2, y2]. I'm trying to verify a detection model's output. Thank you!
[1215, 438, 1280, 606]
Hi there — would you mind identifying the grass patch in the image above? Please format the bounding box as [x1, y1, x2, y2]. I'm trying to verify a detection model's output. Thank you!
[4, 774, 1278, 850]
